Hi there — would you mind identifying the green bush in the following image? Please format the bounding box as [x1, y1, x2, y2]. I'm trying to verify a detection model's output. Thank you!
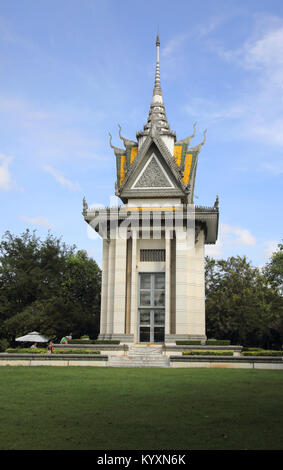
[182, 350, 233, 356]
[242, 349, 283, 357]
[242, 347, 262, 351]
[176, 341, 202, 345]
[6, 348, 46, 354]
[206, 339, 231, 346]
[69, 339, 120, 345]
[53, 349, 100, 355]
[6, 348, 100, 355]
[0, 339, 9, 352]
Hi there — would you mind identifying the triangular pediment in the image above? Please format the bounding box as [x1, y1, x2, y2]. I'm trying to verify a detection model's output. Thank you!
[131, 154, 175, 189]
[118, 137, 187, 201]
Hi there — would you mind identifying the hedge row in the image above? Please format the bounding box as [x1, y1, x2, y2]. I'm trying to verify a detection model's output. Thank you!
[6, 348, 101, 355]
[182, 350, 233, 356]
[206, 340, 231, 345]
[242, 350, 283, 357]
[176, 341, 202, 345]
[176, 340, 231, 346]
[68, 339, 120, 345]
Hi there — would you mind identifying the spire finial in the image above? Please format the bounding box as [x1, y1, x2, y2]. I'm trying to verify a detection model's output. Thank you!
[136, 32, 176, 140]
[156, 32, 160, 46]
[153, 32, 162, 98]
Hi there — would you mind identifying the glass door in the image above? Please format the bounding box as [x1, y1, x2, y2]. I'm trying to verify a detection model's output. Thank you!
[138, 273, 165, 343]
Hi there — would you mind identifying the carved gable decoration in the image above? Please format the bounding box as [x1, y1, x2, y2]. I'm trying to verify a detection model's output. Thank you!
[118, 137, 187, 200]
[132, 155, 174, 189]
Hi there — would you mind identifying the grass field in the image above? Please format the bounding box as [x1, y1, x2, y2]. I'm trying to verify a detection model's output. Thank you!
[0, 367, 283, 450]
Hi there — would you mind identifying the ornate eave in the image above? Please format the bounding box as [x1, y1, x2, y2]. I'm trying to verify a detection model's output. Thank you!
[83, 202, 219, 245]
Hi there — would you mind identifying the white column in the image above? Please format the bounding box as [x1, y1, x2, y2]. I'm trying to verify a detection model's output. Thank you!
[99, 238, 109, 336]
[165, 232, 171, 335]
[106, 238, 116, 336]
[188, 230, 206, 336]
[175, 227, 189, 335]
[130, 232, 138, 342]
[113, 229, 127, 335]
[186, 226, 197, 336]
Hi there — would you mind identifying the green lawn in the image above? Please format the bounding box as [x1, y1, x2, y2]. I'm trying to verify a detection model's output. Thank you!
[0, 367, 283, 450]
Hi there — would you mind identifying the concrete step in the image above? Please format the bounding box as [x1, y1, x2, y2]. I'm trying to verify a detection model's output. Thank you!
[108, 355, 170, 368]
[128, 345, 164, 357]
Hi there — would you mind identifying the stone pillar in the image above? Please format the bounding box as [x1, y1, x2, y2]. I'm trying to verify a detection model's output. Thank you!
[99, 238, 109, 337]
[175, 226, 189, 335]
[165, 232, 171, 335]
[170, 236, 176, 334]
[125, 237, 132, 334]
[189, 229, 206, 338]
[130, 231, 138, 342]
[106, 238, 116, 337]
[112, 229, 127, 335]
[186, 225, 197, 336]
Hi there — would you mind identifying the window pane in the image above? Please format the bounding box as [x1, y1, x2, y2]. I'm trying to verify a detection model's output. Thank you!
[155, 273, 165, 290]
[154, 310, 165, 325]
[140, 291, 151, 306]
[140, 310, 150, 325]
[140, 327, 150, 342]
[154, 290, 165, 306]
[154, 327, 165, 343]
[140, 273, 151, 289]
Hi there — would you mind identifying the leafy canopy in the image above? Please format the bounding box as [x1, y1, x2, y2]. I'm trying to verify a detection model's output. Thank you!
[0, 230, 101, 342]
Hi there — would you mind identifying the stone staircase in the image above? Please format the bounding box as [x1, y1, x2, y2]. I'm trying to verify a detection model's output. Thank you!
[108, 344, 170, 368]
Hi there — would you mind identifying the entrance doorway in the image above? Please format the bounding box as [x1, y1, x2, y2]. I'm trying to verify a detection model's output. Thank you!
[138, 273, 165, 343]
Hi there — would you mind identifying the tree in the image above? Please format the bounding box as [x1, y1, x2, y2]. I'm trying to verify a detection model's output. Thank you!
[0, 230, 101, 342]
[205, 255, 282, 348]
[262, 242, 283, 345]
[263, 242, 283, 293]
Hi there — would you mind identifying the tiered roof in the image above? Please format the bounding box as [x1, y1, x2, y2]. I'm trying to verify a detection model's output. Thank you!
[109, 35, 207, 204]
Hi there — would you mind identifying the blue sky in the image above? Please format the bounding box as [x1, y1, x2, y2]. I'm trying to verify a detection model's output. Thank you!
[0, 0, 282, 267]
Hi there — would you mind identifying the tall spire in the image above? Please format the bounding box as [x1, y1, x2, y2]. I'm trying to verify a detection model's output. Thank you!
[136, 34, 176, 141]
[153, 33, 162, 99]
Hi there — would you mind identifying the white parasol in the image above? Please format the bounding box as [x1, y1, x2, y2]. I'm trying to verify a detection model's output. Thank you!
[15, 331, 49, 343]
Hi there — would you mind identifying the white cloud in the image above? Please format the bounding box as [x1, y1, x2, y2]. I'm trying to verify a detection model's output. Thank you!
[262, 160, 283, 176]
[43, 165, 81, 191]
[21, 215, 55, 229]
[205, 240, 223, 257]
[241, 26, 283, 87]
[162, 34, 188, 59]
[0, 16, 36, 50]
[205, 223, 256, 259]
[0, 153, 15, 190]
[197, 14, 283, 150]
[221, 223, 256, 246]
[0, 94, 103, 162]
[183, 98, 247, 124]
[262, 239, 279, 260]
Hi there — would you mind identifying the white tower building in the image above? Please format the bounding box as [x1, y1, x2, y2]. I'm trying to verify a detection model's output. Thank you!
[83, 36, 219, 344]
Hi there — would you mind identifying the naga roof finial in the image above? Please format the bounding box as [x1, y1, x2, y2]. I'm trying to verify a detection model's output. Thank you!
[190, 129, 207, 152]
[118, 124, 137, 148]
[176, 121, 197, 146]
[108, 132, 124, 155]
